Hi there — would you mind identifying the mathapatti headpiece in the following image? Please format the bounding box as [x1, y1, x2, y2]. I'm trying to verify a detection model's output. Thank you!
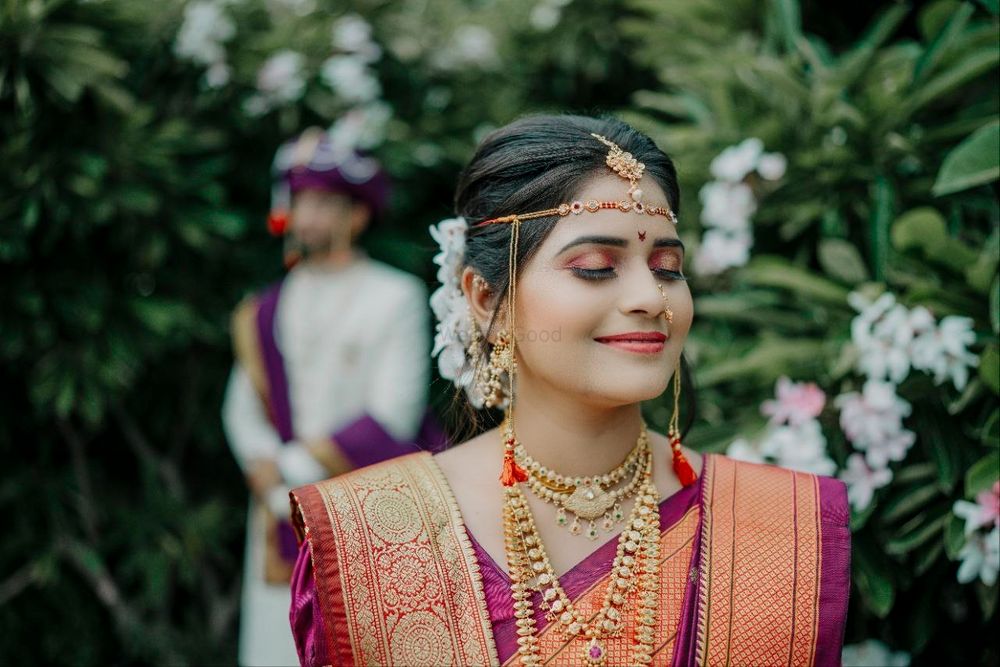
[474, 133, 677, 227]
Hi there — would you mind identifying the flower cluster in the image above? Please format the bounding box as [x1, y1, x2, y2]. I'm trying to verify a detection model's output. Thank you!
[173, 0, 236, 89]
[848, 291, 979, 391]
[693, 138, 786, 276]
[835, 379, 915, 511]
[726, 376, 837, 476]
[835, 289, 981, 513]
[953, 482, 1000, 586]
[428, 217, 492, 408]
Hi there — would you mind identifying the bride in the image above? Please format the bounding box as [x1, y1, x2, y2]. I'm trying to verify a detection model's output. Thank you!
[288, 114, 850, 666]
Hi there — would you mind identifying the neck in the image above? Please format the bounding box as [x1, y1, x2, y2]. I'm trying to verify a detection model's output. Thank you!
[508, 375, 645, 478]
[301, 247, 361, 270]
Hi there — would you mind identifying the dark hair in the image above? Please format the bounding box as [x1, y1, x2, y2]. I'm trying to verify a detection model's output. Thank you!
[450, 114, 696, 441]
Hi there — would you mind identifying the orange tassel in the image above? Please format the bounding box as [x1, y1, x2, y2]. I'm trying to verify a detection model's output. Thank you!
[671, 437, 697, 487]
[499, 451, 528, 487]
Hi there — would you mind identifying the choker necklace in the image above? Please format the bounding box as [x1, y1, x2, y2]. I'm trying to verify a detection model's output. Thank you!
[515, 423, 650, 540]
[503, 444, 661, 666]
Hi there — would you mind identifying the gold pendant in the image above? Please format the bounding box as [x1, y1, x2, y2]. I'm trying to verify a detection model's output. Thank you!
[563, 484, 615, 520]
[584, 637, 607, 665]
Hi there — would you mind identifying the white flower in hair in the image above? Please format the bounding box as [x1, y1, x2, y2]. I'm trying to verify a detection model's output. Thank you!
[428, 216, 494, 408]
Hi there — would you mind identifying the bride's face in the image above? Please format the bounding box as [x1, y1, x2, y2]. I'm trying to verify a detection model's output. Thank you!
[510, 172, 693, 407]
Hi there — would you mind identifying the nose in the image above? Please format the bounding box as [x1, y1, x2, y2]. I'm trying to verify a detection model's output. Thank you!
[617, 258, 666, 319]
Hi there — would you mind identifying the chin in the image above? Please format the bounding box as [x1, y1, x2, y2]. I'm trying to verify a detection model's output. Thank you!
[579, 375, 670, 408]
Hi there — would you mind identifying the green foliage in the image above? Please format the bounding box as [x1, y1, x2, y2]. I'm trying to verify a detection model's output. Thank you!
[626, 0, 998, 662]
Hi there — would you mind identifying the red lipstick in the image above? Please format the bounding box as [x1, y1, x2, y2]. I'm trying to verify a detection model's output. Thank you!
[593, 331, 667, 354]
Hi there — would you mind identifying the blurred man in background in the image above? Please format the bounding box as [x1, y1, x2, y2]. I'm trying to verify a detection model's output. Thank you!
[221, 128, 442, 665]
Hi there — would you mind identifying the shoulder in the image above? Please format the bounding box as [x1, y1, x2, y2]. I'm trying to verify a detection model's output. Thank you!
[707, 454, 849, 527]
[361, 259, 426, 298]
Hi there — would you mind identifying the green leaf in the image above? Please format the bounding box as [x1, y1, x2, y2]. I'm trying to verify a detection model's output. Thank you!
[981, 345, 1000, 395]
[893, 463, 937, 484]
[945, 513, 966, 559]
[818, 238, 870, 284]
[886, 511, 949, 555]
[912, 2, 975, 84]
[904, 47, 1000, 118]
[983, 409, 1000, 447]
[975, 580, 999, 620]
[966, 228, 1000, 294]
[890, 206, 979, 271]
[914, 539, 945, 576]
[880, 484, 942, 524]
[965, 451, 1000, 497]
[990, 276, 1000, 334]
[741, 256, 851, 305]
[855, 538, 895, 617]
[871, 176, 893, 282]
[933, 120, 1000, 196]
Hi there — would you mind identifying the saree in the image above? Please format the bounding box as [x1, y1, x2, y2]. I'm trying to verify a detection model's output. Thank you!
[289, 452, 850, 666]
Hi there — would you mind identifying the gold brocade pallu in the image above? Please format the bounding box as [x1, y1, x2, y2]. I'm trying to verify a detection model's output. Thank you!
[290, 452, 850, 666]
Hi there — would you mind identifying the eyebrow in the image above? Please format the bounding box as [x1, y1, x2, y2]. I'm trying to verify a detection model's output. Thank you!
[556, 235, 685, 254]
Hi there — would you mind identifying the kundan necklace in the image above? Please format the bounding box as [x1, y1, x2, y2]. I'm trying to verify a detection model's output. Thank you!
[502, 433, 661, 666]
[515, 424, 650, 539]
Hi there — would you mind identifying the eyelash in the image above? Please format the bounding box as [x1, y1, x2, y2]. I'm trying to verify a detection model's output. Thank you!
[571, 267, 687, 282]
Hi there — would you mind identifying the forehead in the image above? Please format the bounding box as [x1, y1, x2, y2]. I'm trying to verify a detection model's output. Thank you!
[539, 173, 679, 251]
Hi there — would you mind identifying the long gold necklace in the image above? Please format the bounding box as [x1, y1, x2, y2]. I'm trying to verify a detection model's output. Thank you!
[503, 446, 661, 666]
[516, 424, 649, 539]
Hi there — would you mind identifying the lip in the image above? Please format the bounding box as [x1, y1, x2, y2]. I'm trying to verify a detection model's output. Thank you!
[593, 331, 667, 355]
[594, 331, 668, 343]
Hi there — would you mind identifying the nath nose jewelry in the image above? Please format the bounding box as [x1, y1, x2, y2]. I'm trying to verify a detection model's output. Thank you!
[657, 283, 674, 327]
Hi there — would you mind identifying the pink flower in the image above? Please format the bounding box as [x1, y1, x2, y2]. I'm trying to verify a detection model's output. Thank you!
[761, 376, 826, 426]
[953, 481, 1000, 535]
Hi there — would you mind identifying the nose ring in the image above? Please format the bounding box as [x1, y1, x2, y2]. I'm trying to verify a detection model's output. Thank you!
[657, 283, 674, 325]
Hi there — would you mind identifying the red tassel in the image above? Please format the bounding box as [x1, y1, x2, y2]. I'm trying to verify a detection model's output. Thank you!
[499, 451, 528, 487]
[268, 209, 289, 236]
[671, 437, 697, 487]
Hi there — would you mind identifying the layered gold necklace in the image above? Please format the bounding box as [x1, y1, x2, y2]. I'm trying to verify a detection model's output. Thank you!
[501, 423, 661, 666]
[515, 425, 649, 539]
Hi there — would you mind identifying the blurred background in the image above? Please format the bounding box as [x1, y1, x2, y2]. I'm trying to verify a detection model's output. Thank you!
[1, 0, 997, 664]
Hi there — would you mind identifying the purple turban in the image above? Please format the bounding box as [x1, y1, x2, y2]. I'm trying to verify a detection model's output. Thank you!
[271, 127, 391, 219]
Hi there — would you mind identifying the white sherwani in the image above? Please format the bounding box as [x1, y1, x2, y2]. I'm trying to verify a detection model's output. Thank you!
[221, 256, 429, 666]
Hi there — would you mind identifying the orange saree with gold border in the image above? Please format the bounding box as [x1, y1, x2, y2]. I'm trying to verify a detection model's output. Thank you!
[289, 452, 850, 666]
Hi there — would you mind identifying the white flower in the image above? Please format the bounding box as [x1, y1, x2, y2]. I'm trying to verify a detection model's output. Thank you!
[432, 25, 498, 70]
[320, 55, 381, 103]
[911, 315, 979, 391]
[256, 50, 306, 103]
[758, 421, 837, 476]
[174, 1, 235, 66]
[953, 483, 1000, 536]
[709, 137, 763, 182]
[726, 438, 765, 464]
[835, 380, 915, 469]
[839, 453, 892, 512]
[204, 61, 231, 88]
[692, 228, 752, 275]
[842, 639, 911, 667]
[848, 291, 979, 389]
[757, 152, 787, 180]
[956, 527, 999, 586]
[530, 4, 562, 30]
[328, 101, 392, 151]
[699, 181, 756, 231]
[331, 14, 382, 63]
